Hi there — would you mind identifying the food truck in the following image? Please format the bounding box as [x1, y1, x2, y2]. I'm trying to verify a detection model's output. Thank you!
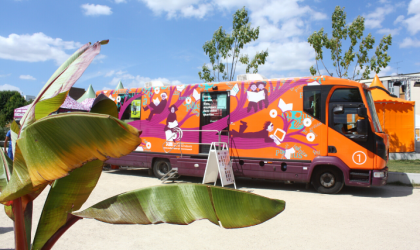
[97, 76, 389, 194]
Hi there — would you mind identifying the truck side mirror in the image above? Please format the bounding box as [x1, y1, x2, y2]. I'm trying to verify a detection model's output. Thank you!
[357, 119, 368, 137]
[357, 106, 368, 118]
[333, 105, 344, 115]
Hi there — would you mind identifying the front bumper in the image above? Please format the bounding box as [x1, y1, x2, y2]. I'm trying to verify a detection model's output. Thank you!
[371, 167, 388, 186]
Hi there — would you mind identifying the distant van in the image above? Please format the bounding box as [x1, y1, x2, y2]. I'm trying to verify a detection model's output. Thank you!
[97, 76, 389, 194]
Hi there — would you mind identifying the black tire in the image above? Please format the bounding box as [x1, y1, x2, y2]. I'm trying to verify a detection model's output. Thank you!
[153, 159, 171, 179]
[312, 166, 344, 194]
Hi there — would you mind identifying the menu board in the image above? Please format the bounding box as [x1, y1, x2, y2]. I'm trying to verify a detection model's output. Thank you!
[201, 93, 227, 118]
[217, 150, 234, 185]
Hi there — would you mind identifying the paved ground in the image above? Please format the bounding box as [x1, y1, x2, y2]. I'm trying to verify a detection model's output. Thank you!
[1, 169, 420, 250]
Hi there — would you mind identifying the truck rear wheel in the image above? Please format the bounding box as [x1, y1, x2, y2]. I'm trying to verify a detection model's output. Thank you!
[312, 166, 344, 194]
[153, 159, 171, 179]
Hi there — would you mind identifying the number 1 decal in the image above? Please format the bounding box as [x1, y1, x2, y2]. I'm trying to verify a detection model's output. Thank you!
[352, 151, 367, 165]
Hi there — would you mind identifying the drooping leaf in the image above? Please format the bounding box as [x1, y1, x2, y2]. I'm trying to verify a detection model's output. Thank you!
[18, 112, 141, 187]
[73, 184, 285, 229]
[90, 94, 118, 118]
[20, 40, 108, 129]
[32, 160, 103, 250]
[34, 91, 69, 120]
[0, 145, 48, 204]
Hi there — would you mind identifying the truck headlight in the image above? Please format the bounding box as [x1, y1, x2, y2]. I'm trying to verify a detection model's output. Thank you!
[374, 172, 385, 178]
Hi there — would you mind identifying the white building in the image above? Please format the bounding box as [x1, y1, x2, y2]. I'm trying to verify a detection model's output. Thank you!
[24, 95, 36, 101]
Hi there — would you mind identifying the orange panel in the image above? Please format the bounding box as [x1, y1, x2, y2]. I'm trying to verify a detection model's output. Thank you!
[327, 128, 375, 170]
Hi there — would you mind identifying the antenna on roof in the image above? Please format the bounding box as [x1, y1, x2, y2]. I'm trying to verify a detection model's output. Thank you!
[394, 61, 403, 75]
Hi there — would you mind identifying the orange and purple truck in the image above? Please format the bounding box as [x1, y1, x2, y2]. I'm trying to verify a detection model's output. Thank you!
[97, 75, 389, 194]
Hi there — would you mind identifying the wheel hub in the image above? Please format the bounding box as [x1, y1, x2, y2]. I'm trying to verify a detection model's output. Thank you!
[158, 163, 169, 174]
[320, 172, 335, 188]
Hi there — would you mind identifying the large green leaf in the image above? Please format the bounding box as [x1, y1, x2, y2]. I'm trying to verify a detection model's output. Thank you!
[20, 40, 108, 129]
[0, 148, 14, 221]
[0, 148, 13, 192]
[18, 112, 141, 187]
[73, 184, 285, 229]
[32, 160, 103, 250]
[1, 146, 36, 246]
[0, 145, 47, 204]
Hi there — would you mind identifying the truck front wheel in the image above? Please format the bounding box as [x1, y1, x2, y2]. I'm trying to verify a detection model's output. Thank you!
[312, 166, 344, 194]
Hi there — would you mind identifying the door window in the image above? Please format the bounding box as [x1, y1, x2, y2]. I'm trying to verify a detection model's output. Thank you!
[330, 88, 362, 102]
[303, 90, 321, 120]
[332, 107, 363, 135]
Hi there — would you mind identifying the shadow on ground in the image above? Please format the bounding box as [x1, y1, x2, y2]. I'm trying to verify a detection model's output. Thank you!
[0, 227, 13, 234]
[103, 168, 414, 198]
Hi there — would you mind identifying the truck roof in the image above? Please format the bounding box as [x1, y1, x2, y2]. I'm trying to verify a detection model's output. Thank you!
[96, 76, 366, 96]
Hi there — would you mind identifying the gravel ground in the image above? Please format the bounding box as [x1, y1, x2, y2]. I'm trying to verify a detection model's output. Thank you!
[1, 168, 419, 250]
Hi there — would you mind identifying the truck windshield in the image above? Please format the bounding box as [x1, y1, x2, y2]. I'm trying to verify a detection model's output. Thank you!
[365, 90, 383, 133]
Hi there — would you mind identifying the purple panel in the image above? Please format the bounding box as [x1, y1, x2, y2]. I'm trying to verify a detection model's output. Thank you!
[308, 156, 350, 183]
[106, 152, 386, 188]
[105, 152, 148, 167]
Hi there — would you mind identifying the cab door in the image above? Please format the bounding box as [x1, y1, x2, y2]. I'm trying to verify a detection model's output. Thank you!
[327, 87, 375, 170]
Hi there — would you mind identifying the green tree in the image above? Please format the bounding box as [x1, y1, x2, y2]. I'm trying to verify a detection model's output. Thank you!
[0, 91, 32, 127]
[308, 6, 392, 80]
[198, 7, 269, 82]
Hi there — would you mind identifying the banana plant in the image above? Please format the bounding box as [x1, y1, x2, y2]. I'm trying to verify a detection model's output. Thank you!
[0, 41, 286, 250]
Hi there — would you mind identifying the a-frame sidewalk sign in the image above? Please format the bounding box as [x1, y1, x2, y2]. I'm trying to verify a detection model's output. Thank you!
[202, 142, 236, 189]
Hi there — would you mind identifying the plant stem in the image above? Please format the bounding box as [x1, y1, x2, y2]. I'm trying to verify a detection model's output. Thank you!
[13, 198, 28, 250]
[41, 214, 82, 250]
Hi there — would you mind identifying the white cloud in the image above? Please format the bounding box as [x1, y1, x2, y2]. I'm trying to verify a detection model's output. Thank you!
[394, 15, 405, 24]
[408, 0, 420, 14]
[0, 84, 21, 92]
[364, 5, 394, 29]
[108, 72, 183, 88]
[19, 75, 36, 80]
[0, 73, 11, 77]
[92, 54, 106, 63]
[104, 70, 115, 77]
[395, 0, 420, 35]
[404, 0, 420, 34]
[139, 0, 206, 18]
[137, 0, 326, 78]
[81, 4, 112, 16]
[181, 3, 212, 18]
[139, 0, 326, 22]
[400, 37, 420, 48]
[377, 28, 400, 36]
[0, 33, 82, 65]
[233, 40, 315, 77]
[377, 66, 396, 77]
[115, 0, 127, 3]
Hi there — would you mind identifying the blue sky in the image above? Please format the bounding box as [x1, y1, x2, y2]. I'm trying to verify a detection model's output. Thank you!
[0, 0, 419, 96]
